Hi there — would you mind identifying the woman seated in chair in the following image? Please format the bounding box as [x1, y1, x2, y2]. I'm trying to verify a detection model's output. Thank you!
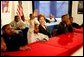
[38, 14, 51, 37]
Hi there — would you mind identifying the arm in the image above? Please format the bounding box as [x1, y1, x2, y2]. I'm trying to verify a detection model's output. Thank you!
[18, 20, 26, 29]
[1, 37, 7, 51]
[56, 23, 64, 34]
[40, 33, 49, 41]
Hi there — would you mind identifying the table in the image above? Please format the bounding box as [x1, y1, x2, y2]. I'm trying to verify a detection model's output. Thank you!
[45, 18, 61, 34]
[1, 28, 83, 56]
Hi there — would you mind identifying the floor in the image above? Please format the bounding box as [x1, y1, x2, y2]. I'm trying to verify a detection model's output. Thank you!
[71, 46, 83, 56]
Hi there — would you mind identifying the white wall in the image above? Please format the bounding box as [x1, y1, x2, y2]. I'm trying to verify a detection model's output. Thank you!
[1, 1, 83, 27]
[22, 1, 32, 19]
[1, 1, 32, 27]
[72, 1, 83, 25]
[1, 1, 13, 27]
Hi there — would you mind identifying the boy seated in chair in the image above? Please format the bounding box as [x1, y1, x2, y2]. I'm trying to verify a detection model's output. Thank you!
[29, 24, 49, 43]
[56, 14, 73, 35]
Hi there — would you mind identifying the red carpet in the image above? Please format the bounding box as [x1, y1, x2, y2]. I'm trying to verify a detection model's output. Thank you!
[1, 43, 69, 56]
[44, 32, 83, 55]
[73, 28, 83, 33]
[1, 28, 83, 56]
[44, 32, 83, 48]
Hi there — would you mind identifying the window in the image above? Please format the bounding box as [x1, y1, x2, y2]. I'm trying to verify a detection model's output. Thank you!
[33, 1, 70, 18]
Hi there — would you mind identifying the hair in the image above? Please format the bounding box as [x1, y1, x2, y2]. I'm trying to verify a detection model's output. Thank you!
[65, 14, 69, 16]
[2, 24, 10, 32]
[61, 15, 66, 19]
[14, 16, 19, 19]
[61, 14, 69, 19]
[38, 14, 45, 21]
[69, 16, 73, 19]
[29, 14, 32, 18]
[29, 13, 35, 20]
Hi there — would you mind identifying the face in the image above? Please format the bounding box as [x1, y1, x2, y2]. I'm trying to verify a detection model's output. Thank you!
[39, 16, 45, 25]
[30, 14, 35, 20]
[70, 17, 73, 23]
[15, 16, 20, 22]
[4, 25, 14, 35]
[62, 15, 69, 23]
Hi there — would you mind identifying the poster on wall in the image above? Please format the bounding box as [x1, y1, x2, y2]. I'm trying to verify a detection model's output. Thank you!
[1, 1, 9, 13]
[78, 1, 83, 14]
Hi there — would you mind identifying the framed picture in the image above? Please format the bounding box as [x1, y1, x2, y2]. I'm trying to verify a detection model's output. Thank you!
[1, 1, 9, 13]
[78, 1, 83, 14]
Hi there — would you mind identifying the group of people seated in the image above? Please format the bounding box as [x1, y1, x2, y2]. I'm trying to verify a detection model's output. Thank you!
[1, 9, 83, 52]
[52, 14, 83, 36]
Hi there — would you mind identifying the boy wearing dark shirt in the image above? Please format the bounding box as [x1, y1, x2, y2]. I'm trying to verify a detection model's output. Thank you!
[56, 14, 73, 35]
[69, 16, 82, 29]
[1, 24, 30, 51]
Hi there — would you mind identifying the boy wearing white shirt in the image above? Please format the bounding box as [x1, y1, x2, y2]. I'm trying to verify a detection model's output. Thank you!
[28, 24, 49, 43]
[27, 14, 40, 43]
[10, 16, 29, 44]
[10, 16, 26, 30]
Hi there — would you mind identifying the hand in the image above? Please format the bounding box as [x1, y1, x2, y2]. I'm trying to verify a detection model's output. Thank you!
[19, 45, 31, 51]
[40, 39, 47, 43]
[1, 38, 7, 51]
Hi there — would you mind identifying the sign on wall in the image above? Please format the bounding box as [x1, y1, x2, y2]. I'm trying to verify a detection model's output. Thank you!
[1, 1, 10, 13]
[78, 1, 83, 14]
